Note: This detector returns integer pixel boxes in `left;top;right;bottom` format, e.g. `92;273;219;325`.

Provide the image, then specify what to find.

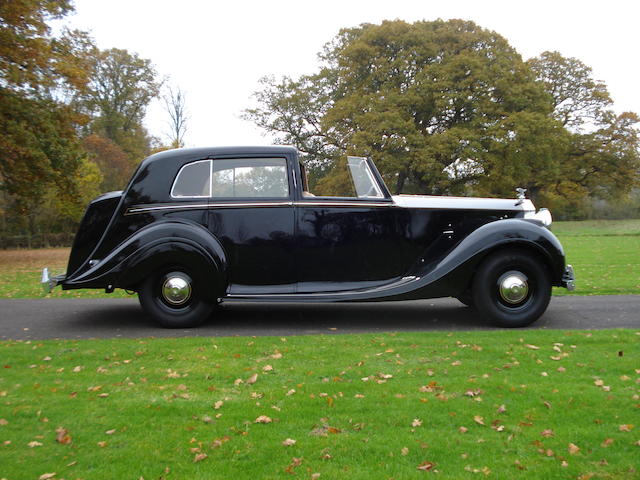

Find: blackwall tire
138;268;214;328
472;250;551;328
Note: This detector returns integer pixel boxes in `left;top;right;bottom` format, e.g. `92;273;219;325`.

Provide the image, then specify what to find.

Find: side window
211;158;289;198
171;160;211;198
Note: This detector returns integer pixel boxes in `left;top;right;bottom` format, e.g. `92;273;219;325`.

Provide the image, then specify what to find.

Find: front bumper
562;264;575;291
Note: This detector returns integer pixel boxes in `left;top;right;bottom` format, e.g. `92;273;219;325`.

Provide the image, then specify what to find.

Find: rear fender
63;220;228;300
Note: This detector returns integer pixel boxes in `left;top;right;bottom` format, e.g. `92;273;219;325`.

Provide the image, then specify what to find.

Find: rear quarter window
171;160;211;198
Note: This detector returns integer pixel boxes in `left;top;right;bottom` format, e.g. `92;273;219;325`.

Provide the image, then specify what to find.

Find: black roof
141;145;298;167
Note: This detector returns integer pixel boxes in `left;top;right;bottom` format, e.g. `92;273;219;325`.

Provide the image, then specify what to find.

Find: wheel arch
113;221;229;302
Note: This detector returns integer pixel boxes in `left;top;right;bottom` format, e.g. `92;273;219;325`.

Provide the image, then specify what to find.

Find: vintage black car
44;146;574;328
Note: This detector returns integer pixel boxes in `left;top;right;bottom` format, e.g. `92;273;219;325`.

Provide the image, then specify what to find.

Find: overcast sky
61;0;639;147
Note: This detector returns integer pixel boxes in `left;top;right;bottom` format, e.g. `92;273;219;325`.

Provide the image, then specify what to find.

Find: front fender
416;218;566;289
340;218;567;302
62;220;228;300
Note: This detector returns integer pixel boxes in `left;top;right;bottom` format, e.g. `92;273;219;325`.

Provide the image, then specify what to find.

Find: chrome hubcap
498;271;529;305
162;275;192;306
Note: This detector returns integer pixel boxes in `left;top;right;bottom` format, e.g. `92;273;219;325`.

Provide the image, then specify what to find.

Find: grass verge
1;330;639;479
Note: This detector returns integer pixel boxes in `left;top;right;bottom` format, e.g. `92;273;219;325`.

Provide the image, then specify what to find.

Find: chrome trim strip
293;201;395;208
125;201;294;215
125;200;398;215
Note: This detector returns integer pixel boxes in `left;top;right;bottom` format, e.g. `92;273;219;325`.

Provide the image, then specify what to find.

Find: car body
44;146;575;327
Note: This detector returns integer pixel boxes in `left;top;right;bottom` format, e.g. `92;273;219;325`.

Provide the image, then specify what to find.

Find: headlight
524;208;552;227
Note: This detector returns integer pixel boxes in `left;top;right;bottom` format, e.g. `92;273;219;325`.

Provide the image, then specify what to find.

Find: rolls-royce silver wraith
43;146;575;328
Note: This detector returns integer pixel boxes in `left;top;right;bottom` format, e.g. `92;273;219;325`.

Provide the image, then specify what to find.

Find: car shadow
62;298;495;338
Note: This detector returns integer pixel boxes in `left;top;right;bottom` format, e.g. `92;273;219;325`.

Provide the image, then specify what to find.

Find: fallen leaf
541;429;555;438
525;344;540;350
286;389;296;396
214;400;224;409
0;419;7;425
247;373;258;385
417;461;436;471
401;447;409;456
473;416;485;426
28;441;43;447
97;441;107;447
568;443;580;455
55;427;72;445
271;352;283;359
105;429;116;435
496;404;506;414
601;438;614;447
193;453;208;463
311;473;321;480
72;366;83;372
263;365;273;372
255;415;272;424
459;426;468;433
284;457;303;474
619;424;634;432
412;418;423;427
282;438;296;446
39;474;56;480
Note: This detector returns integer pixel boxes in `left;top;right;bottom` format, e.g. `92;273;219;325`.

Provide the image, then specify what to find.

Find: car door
293;157;419;293
206;155;296;294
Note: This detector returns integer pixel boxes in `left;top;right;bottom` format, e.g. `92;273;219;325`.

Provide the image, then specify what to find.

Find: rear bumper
41;268;66;294
561;264;575;291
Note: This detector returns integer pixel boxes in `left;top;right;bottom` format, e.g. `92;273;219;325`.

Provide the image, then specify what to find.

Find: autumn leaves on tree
0;1;164;239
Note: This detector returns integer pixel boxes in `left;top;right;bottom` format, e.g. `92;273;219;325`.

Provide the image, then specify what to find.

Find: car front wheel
138;268;214;328
471;250;551;328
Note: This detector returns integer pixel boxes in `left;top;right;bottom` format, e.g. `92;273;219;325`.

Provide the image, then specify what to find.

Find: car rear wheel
138;268;214;328
471;250;551;328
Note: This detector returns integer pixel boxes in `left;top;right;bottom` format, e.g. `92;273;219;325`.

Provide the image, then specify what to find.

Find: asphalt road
0;295;638;340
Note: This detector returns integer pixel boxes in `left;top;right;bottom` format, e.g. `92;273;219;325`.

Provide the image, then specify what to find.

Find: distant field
0;219;638;298
550;220;640;296
551;219;640;237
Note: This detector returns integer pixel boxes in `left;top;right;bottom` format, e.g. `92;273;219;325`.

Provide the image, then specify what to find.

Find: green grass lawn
0;330;638;479
0;219;638;298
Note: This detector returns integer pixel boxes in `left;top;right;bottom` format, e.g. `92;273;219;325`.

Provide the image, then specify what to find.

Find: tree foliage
0;1;93;235
82;48;161;164
1;1;162;239
245;20;639;208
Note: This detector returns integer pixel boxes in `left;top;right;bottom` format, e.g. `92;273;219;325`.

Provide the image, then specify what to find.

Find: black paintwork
61;146;569;303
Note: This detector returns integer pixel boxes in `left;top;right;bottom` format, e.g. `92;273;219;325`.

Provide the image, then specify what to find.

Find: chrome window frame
170;159;213;199
209;157;291;199
346;156;384;199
